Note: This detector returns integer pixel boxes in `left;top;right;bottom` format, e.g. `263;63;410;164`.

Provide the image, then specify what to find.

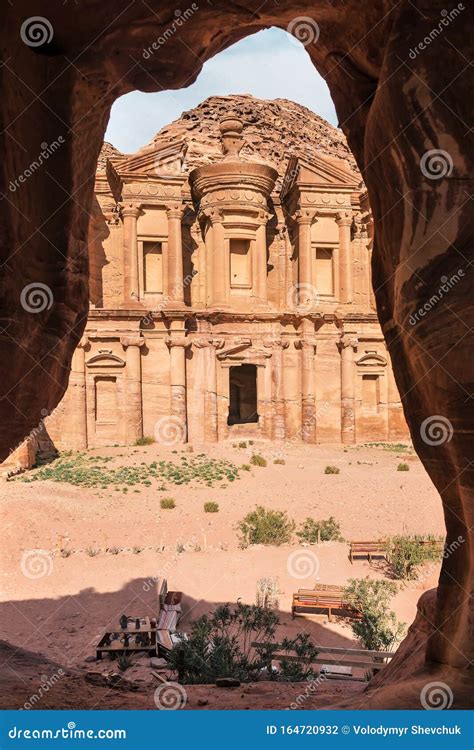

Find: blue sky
105;28;337;153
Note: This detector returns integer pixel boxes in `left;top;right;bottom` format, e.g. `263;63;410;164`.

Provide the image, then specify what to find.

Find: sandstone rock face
1;1;472;707
119;94;357;188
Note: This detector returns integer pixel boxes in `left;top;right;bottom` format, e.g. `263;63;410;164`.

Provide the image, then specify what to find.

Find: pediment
356;352;387;367
86;351;126;368
282;154;359;196
109;139;188;180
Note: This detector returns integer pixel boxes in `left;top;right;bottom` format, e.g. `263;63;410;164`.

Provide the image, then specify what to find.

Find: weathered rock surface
0;1;472;708
109;94;358;190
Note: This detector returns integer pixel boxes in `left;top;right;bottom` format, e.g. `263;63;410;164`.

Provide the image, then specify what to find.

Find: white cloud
105;28;337;153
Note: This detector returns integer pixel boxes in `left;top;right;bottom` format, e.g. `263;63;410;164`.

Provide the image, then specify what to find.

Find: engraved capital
121;203;141;219
120;334;145;348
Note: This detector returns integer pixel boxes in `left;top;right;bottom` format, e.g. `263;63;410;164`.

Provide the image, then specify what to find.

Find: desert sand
0;441;444;709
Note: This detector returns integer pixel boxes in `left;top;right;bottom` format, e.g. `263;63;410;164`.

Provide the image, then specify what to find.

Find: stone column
255;214;269;306
295;209;316;307
336;211;353;304
204;209;227;308
166;337;190;443
72;337;88;449
121;334;144;444
363;210;376;310
296;338;317;443
338;333;358;444
194;337;223;442
122;203;141;305
166;204;185;307
265;339;289;440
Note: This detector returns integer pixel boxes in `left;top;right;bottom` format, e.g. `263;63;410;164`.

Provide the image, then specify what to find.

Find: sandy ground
0;441;445;708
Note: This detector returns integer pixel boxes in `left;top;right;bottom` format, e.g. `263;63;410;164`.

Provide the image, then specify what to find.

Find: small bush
385;534;443;580
108;546;121;555
168;601;316;684
238;506;295;547
397;462;410;472
344;578;405;652
117;654;132;672
250;454;267;467
324;465;340;475
132;546;143;554
238;441;247;449
241;464;251;471
160;497;176;509
297;516;344;544
60;548;72;558
273;458;285;465
86;547;100;557
204;501;219;513
135;436;155;446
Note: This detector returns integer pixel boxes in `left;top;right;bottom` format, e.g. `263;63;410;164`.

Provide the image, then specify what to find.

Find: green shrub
273;458;285;465
238;506;295;547
324;465;340;474
238;441;247;449
385;534;443;579
297;516;344;544
241;464;251;471
278;633;319;682
117;654;132;671
135;436;155;445
204;501;219;513
397;462;410;471
160;497;176;509
344;578;405;651
250;453;267;467
167;601;316;684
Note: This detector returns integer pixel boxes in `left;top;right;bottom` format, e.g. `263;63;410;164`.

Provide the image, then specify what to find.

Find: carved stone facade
46;110;408;449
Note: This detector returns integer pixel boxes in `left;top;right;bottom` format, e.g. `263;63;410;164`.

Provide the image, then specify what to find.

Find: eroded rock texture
1;0;472;707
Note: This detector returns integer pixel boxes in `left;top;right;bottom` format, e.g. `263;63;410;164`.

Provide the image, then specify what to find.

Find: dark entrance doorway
228;364;258;426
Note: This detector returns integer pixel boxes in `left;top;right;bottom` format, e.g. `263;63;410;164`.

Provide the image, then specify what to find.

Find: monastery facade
46;112;409;450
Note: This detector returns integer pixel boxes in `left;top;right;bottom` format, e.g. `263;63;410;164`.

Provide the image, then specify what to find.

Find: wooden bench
251;642;394;680
350;538;444;565
292;588;361;622
349;540;386;564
